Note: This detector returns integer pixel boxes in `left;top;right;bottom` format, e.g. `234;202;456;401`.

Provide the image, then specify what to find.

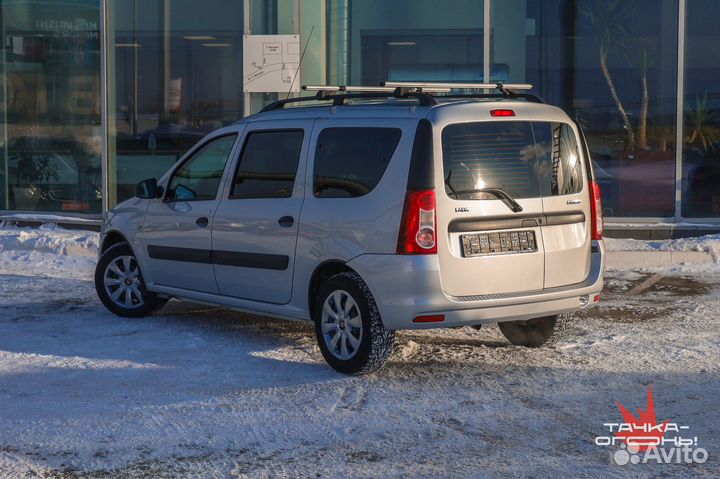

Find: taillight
590;180;603;240
397;189;437;254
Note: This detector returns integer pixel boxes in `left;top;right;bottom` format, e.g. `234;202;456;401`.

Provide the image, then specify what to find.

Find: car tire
95;242;167;318
497;313;570;348
314;272;395;375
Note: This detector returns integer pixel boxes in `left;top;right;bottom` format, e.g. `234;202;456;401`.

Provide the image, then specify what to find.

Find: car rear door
211;120;312;304
533;122;592;288
436;119;546;298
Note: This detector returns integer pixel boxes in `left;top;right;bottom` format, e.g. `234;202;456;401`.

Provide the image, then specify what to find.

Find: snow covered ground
0;225;718;478
605;235;720;263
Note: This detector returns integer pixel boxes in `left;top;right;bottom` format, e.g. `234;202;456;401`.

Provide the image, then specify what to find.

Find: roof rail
259;85;445;112
257;81;541;113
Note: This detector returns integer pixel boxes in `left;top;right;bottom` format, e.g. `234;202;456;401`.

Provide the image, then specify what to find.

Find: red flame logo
615;386;669;451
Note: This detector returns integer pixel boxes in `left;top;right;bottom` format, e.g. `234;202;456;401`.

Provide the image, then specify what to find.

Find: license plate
461;231;537;257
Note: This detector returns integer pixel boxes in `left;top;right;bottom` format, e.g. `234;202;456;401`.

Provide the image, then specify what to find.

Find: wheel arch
307;260;357;319
100;230;130;254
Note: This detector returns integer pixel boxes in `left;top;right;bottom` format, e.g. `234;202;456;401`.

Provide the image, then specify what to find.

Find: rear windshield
442;121;583;200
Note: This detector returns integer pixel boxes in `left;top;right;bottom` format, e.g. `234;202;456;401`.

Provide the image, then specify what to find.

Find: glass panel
494;0;678;217
682;0;720;218
167;134;236;201
0;0;101;214
231;130;303;199
327;0;484;85
442;122;541;200
107;0;244;207
533;123;584;196
314;127;401;198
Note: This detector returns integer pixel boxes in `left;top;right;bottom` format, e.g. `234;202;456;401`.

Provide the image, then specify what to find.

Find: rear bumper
346;241;604;330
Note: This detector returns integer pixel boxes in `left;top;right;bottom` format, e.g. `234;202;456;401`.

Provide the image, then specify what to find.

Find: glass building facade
0;0;718;226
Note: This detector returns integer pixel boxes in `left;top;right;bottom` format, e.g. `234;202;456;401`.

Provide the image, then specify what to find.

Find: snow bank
0;224;98;280
605;234;720;262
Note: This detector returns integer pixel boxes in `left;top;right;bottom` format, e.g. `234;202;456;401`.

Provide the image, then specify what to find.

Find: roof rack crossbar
381;81;534;91
302;85;452;93
260;86;440;112
258;81;540;112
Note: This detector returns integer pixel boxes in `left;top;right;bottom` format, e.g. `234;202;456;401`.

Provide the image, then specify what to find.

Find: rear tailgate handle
544;212;586;226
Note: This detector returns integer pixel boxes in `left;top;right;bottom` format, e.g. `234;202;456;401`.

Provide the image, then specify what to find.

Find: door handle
278;216;294;228
196;217;209;228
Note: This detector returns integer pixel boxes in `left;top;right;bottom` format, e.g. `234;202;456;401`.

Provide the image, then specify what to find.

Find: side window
314;127;402;198
535;123;584;196
167;134;237;201
230;130;304;199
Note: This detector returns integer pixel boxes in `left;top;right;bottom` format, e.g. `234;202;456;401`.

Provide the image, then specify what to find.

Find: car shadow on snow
0;283;342;417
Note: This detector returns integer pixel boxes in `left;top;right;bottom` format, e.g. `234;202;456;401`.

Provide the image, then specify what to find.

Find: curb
605;250;714;268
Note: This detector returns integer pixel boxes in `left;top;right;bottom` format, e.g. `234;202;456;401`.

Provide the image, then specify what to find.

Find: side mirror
136;178;162;199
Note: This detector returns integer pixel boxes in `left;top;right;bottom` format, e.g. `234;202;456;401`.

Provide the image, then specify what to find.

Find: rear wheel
95;242;167;318
314;272;395;375
498;313;570;347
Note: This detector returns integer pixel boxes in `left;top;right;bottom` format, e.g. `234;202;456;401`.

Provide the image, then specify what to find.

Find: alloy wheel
103;255;144;309
320;289;363;360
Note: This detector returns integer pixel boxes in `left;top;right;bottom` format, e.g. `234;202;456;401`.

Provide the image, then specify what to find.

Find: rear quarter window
533;123;584;196
313;127;401;198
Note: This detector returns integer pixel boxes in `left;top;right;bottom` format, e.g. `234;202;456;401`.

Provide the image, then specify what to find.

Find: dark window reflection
109;0;243;205
500;0;679;217
682;0;720;218
1;0;102;213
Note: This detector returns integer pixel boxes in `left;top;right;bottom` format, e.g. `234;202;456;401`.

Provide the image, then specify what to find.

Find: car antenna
286;25;314;100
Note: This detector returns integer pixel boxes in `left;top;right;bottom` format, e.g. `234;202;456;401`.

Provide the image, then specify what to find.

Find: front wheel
314;272;395;375
498;313;570;347
95;242;167;318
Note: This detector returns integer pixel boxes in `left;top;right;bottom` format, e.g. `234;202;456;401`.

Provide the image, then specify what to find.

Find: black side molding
147;246;289;271
449;211;586;233
212;250;289;271
147;245;212;264
406;119;434;190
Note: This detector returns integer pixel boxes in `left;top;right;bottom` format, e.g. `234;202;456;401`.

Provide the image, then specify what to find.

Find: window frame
227;128;306;201
312;126;403;199
164;133;239;203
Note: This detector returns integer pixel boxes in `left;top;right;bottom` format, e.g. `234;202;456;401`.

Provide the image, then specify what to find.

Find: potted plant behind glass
684;93;720;216
581;0;675;216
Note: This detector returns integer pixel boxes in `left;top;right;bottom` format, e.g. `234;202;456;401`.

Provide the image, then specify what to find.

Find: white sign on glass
243;35;300;93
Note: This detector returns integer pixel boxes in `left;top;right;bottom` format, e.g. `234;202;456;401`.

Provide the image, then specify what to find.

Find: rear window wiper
447;187;523;213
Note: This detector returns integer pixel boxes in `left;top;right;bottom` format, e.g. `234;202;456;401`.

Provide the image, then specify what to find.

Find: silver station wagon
95;82;605;375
